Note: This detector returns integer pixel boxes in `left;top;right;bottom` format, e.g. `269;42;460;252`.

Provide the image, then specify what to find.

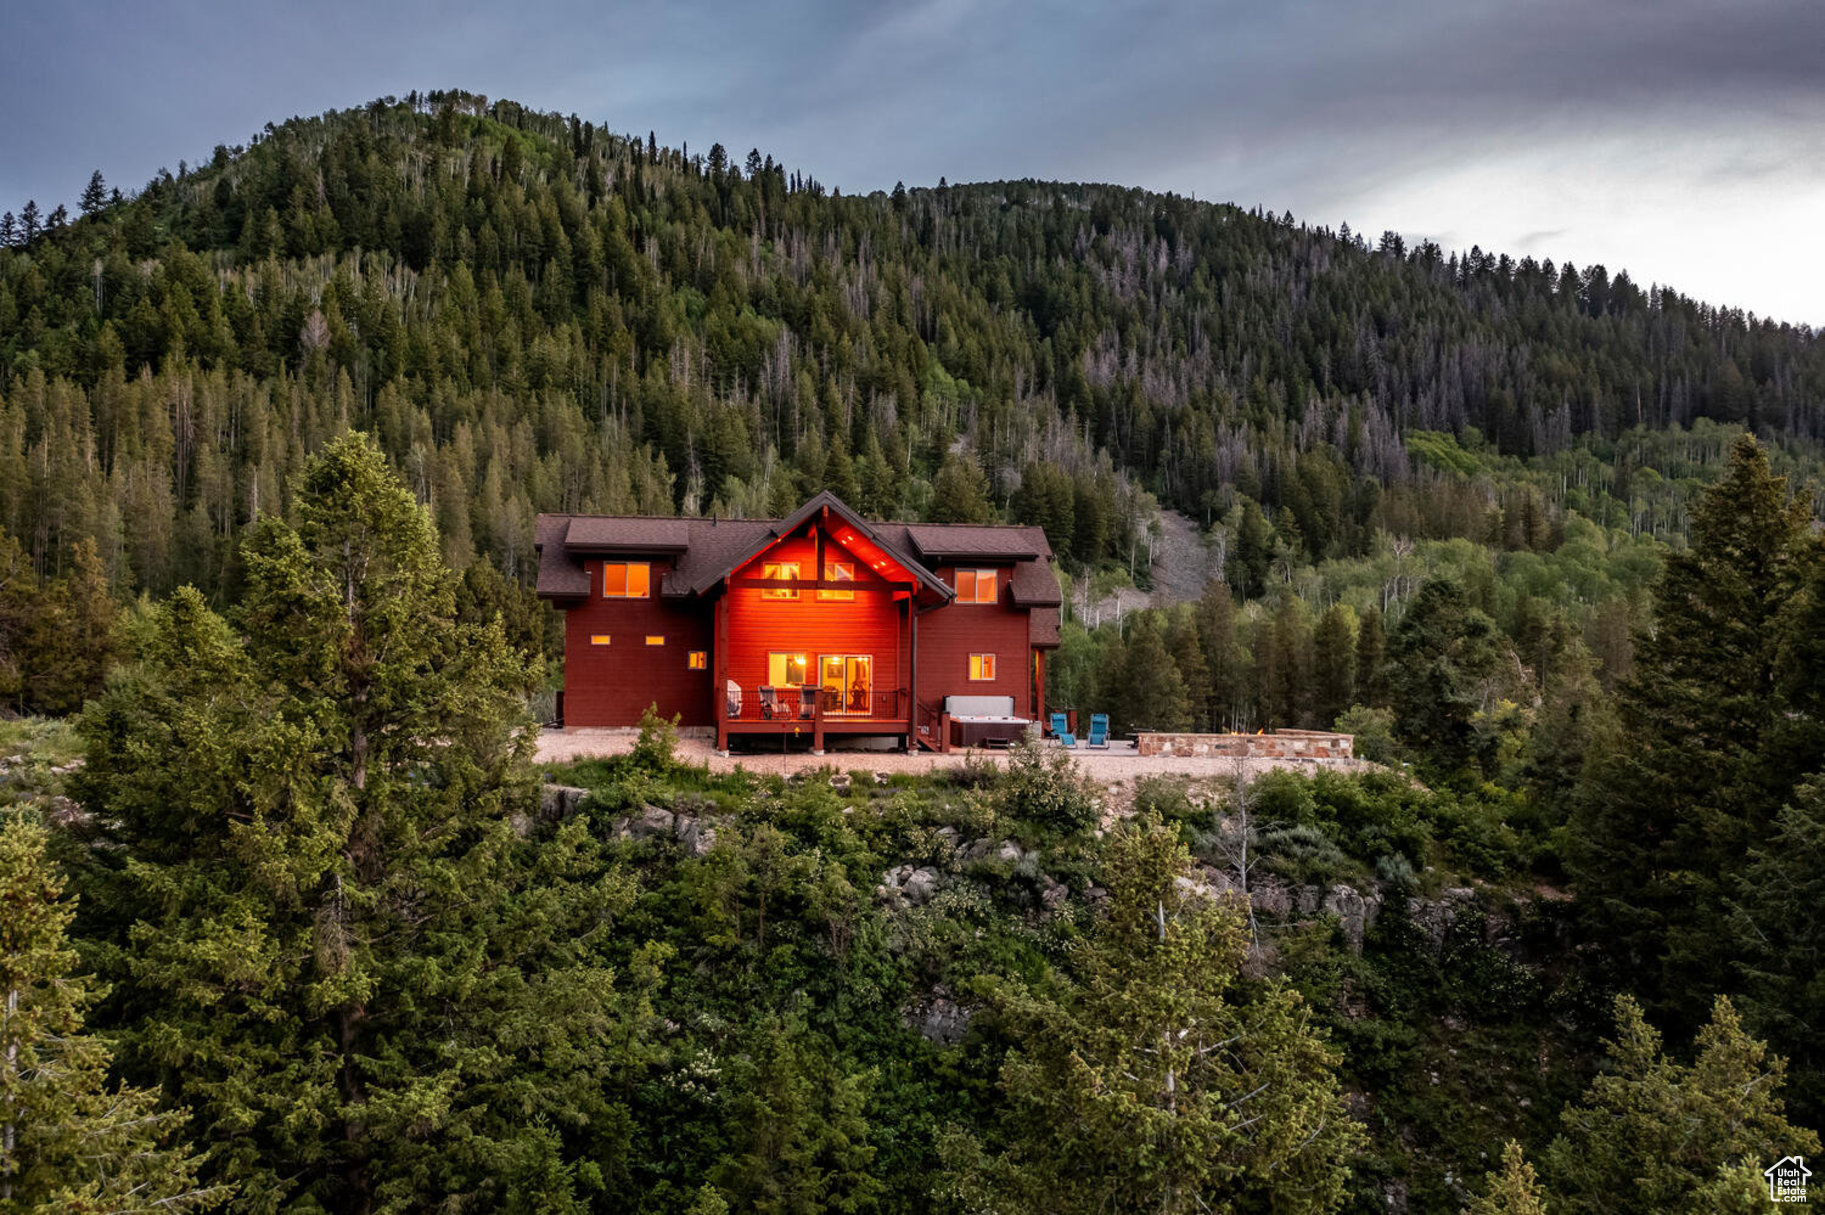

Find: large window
955;569;998;604
767;653;810;686
817;560;855;601
602;562;651;598
761;561;801;601
969;653;998;681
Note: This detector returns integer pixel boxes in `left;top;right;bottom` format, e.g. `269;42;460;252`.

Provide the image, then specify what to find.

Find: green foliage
992;732;1098;838
1464;1141;1548;1215
1386;579;1512;776
1544;995;1819;1214
1334;703;1399;764
630;702;682;773
960;818;1362;1213
70;433;635;1209
1570;434;1819;1029
0;816;222;1211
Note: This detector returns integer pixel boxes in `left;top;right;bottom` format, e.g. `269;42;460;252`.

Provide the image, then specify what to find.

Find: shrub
995;730;1099;836
1335;704;1401;765
629;702;680;773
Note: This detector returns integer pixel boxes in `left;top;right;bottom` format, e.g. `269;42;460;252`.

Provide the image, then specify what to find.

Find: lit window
688;651;707;669
590;634;611;646
602;562;651;598
645;635;665;646
768;653;809;685
954;569;997;604
969;653;997;681
761;561;801;600
818;560;855;601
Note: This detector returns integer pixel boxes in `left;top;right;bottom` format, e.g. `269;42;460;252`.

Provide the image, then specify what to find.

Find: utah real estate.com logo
1767;1156;1812;1204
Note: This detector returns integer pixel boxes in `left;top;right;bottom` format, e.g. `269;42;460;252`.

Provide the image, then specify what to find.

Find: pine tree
1464;1142;1547;1215
1165;610;1212;731
79;171;107;216
931;450;993;524
1117;616;1190;732
1544;995;1818;1215
1195;579;1245;731
1355;606;1388;708
0;817;221;1211
1385;579;1506;774
959;817;1361;1214
1310;603;1357;729
1570;434;1813;1021
74;433;638;1210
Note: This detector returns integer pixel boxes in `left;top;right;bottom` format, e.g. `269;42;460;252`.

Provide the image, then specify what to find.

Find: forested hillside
3;91;1825;1212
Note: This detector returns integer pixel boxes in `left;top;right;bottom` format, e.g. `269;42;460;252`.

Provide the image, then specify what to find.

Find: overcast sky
3;0;1821;324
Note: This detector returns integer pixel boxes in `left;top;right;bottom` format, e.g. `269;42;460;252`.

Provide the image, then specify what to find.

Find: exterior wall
1134;730;1355;760
724;535;906;704
561;558;715;727
916;563;1034;717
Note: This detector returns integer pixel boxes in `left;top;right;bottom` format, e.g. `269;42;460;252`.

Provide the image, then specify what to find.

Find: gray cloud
2;0;1821;320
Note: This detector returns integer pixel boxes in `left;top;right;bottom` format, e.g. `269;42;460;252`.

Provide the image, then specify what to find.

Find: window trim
969;653;998;681
601;561;651;599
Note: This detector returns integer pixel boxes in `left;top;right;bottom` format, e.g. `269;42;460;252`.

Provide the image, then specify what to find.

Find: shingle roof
563;516;693;551
902;523;1047;561
1029;607;1062;648
537;494;1061;607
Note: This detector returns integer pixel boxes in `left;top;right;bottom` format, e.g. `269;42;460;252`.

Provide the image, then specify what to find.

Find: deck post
812;689;825;755
714;588;729;755
1034;649;1046;727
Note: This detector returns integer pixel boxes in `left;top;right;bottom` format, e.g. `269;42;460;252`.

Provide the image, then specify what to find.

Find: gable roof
535;491;1058;608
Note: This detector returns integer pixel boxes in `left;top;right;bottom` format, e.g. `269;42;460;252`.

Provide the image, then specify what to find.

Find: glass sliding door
820;654;874;715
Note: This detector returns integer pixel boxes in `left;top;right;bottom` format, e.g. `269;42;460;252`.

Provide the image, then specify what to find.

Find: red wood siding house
536;492;1063;752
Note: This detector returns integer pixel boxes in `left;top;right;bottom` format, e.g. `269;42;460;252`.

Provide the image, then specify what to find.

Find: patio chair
758;685;779;720
1087;713;1110;748
725;680;743;719
797;684;818;719
1049;712;1076;747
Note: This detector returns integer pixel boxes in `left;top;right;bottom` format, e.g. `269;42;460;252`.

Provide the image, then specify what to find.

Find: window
688;650;707;669
768;653;810;686
817;560;855;601
590;634;612;646
645;635;665;646
955;569;997;604
969;653;998;681
761;561;801;601
602;562;651;598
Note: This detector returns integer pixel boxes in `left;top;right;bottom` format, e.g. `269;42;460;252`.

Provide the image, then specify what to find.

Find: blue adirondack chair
1087;713;1110;748
1049;712;1076;747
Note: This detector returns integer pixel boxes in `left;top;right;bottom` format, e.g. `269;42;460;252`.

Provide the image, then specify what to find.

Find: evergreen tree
1115;616;1190;733
959;818;1361;1214
1543;995;1818;1215
1194;578;1245;731
1228;501;1272;600
0;817;221;1211
930;450;993;524
1310;602;1356;729
1464;1142;1547;1215
1355;606;1388;708
73;433;639;1210
1570;434;1813;1020
1385;579;1506;774
1165;609;1211;731
79;171;108;216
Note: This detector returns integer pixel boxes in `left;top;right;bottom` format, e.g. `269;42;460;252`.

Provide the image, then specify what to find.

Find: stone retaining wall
1134;728;1353;760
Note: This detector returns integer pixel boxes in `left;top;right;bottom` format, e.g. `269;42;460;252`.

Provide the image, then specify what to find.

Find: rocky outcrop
880;864;943;907
611;803;717;855
903;984;973;1045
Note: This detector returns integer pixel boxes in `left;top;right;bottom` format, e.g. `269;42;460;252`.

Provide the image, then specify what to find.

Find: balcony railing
723;686;908;723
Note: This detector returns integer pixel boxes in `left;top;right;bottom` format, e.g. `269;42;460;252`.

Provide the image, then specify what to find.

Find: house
535;491;1062;753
